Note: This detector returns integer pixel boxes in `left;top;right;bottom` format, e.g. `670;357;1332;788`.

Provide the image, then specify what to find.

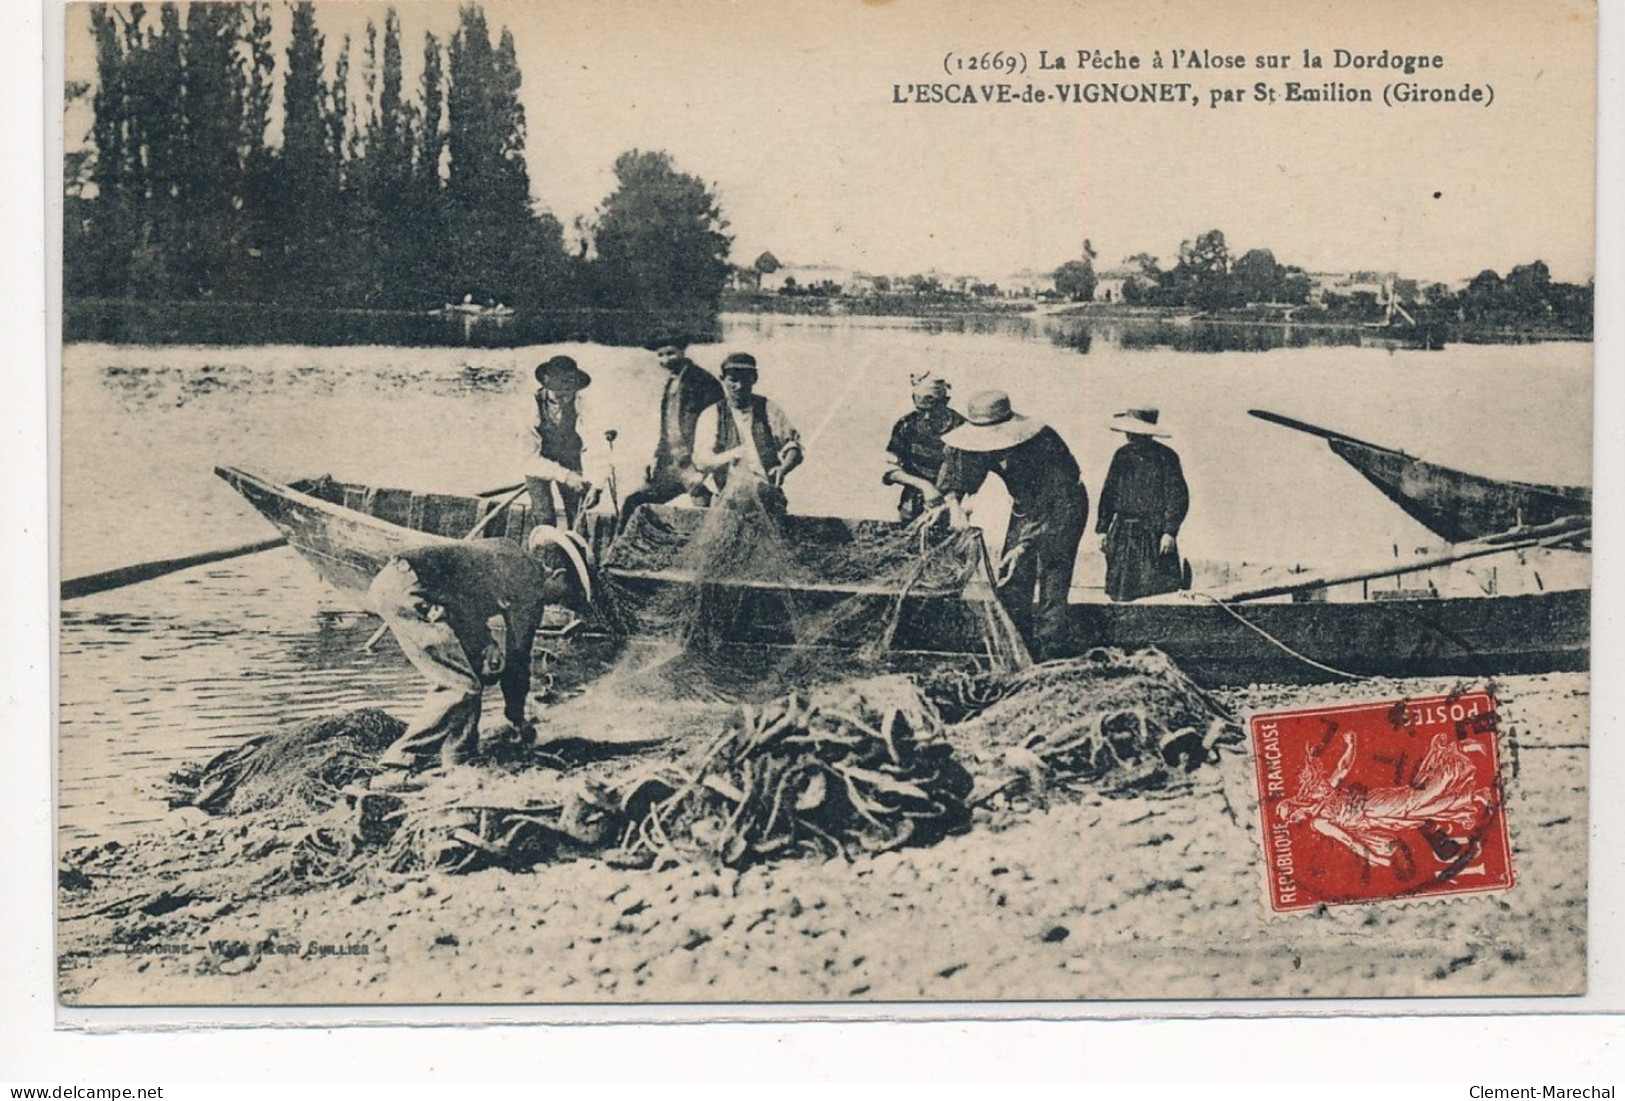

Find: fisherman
528;355;596;528
367;528;593;783
618;341;724;523
882;371;966;522
1096;407;1190;602
692;352;804;512
934;389;1089;660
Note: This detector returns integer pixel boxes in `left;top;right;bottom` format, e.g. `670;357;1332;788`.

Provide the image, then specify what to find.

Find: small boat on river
215;466;1589;686
1250;409;1592;544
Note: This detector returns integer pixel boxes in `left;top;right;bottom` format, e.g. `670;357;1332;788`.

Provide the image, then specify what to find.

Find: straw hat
1109;407;1170;437
940;390;1046;452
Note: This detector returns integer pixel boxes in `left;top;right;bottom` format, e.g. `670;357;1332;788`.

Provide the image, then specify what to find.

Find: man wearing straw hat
935;389;1089;659
1096;407;1190;602
882;371;966;523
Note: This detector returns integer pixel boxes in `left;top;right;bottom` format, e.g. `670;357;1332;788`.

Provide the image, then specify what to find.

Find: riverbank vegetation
64;3;730;344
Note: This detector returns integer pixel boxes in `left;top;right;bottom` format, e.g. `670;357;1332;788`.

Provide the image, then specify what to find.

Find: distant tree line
1054;229;1591;336
64;3;730;339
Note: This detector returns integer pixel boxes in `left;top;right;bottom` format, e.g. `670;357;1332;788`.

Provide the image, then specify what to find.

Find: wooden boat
1250;410;1591;543
216;466;1589;686
213;466;1027;666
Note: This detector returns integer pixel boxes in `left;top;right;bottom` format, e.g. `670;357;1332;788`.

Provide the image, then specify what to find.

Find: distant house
1093;267;1140;304
760;263;852;294
1004;268;1057;298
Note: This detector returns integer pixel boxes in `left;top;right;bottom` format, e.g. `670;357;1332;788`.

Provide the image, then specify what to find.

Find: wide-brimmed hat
720;351;759;376
940;389;1046;452
1109;408;1170;437
535;355;592;391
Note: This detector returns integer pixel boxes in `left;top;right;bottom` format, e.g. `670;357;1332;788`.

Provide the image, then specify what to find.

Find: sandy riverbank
57;671;1587;1006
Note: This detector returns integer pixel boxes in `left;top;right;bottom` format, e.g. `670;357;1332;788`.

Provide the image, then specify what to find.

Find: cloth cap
1109;407;1170;437
535;355;592;391
720;352;759;376
940;389;1046;452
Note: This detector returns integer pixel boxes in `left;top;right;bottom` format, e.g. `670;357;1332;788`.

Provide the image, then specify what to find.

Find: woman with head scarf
882;371;966;522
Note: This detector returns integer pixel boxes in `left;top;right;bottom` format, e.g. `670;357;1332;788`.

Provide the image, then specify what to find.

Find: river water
57;314;1592;842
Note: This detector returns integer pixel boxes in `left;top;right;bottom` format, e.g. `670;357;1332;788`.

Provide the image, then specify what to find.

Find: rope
1187;591;1366;681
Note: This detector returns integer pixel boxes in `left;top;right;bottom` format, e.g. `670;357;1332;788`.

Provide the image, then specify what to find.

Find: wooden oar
60;537;290;601
61;479;532;603
1210;516;1591;603
362;482;532;651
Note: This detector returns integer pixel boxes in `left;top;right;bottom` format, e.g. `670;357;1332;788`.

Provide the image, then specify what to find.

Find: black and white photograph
51;0;1597;1008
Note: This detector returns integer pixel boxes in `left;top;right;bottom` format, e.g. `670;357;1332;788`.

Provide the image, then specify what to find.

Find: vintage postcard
54;0;1595;1008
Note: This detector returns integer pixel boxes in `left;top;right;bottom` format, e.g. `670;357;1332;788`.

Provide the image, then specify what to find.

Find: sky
63;0;1598;284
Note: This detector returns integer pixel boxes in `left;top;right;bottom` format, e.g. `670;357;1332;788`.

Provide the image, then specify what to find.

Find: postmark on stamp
1250;690;1514;912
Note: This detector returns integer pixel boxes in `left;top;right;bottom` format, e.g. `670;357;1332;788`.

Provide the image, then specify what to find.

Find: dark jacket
1096;437;1188;537
395;542;550;686
652;361;724;488
1096;436;1189;602
939;425;1089;537
535;390;585;474
708;394;798;491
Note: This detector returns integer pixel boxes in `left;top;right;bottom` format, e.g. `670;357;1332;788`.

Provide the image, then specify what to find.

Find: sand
56;671;1588;1006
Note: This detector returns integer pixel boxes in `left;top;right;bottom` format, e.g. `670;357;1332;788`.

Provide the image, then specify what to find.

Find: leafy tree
753;251;781;274
1053;239;1097;301
447;5;529;216
1232;248;1281;304
591;149;731;323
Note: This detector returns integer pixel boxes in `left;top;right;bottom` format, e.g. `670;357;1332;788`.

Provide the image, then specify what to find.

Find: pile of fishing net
166;708;405;818
356;766;626;875
619;675;974;869
931;647;1244;802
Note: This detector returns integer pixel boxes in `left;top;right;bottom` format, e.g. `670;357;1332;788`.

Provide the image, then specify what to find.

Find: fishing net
620;675;973;869
938;648;1244;801
166;708;405;819
599;479;1028;694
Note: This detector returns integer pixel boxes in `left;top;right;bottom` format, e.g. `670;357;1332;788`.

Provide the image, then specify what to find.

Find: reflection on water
65;300;721;350
59;314;1591;842
1045;316;1431;355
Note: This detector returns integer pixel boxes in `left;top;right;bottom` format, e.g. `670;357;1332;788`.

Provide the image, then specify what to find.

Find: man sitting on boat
934;389;1089;660
882;371;966;523
528;355;598;528
1096;408;1190;602
618;341;724;523
367;528;592;783
692;352;803;513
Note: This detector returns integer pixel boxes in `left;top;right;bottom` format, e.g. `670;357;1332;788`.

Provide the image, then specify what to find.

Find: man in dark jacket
1096;407;1190;601
367;529;591;779
619;342;725;523
936;389;1088;659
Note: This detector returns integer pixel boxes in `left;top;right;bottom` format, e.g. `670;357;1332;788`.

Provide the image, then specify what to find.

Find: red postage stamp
1250;691;1514;912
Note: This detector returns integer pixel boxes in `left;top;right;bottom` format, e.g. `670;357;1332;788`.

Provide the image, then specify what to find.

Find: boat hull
1066;589;1589;685
1327;438;1590;544
214;467;475;610
217;467;1591;685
